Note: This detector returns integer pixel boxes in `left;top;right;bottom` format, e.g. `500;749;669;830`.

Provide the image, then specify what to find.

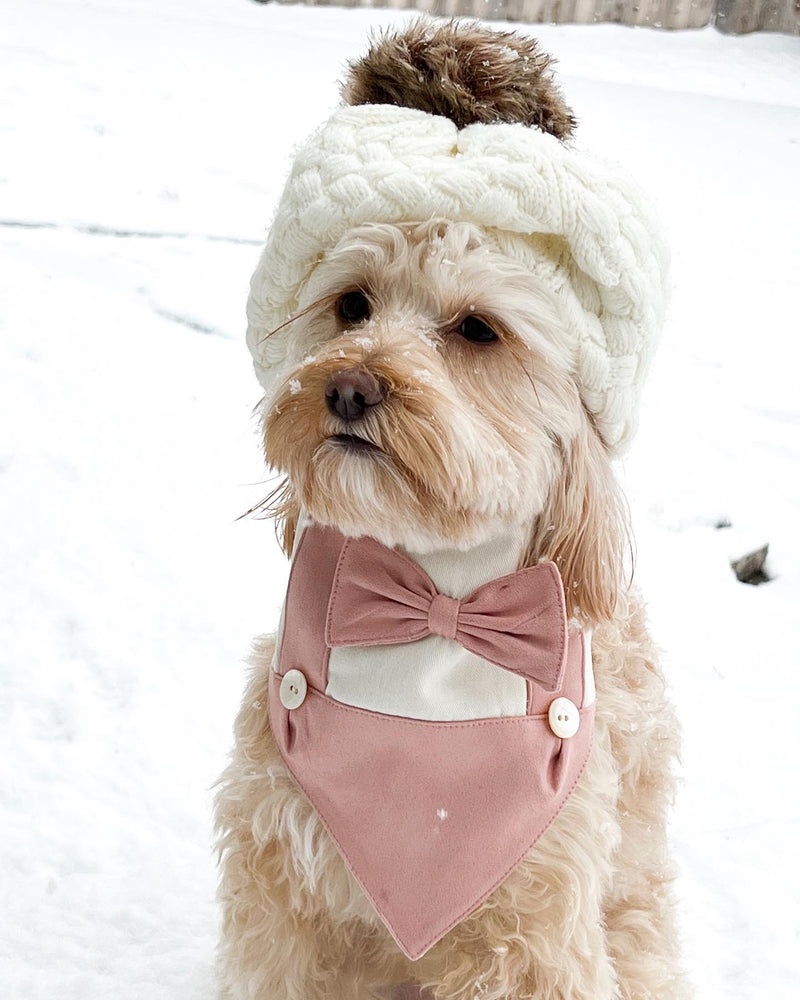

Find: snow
1;1;798;997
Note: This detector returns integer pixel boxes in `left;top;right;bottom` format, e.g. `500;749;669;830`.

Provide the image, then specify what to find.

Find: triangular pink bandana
270;526;594;960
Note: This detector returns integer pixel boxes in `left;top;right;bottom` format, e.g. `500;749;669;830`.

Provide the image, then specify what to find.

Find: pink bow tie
325;536;568;692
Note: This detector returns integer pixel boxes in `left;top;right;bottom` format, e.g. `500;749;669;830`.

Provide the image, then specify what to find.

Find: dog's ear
341;19;575;140
524;421;630;624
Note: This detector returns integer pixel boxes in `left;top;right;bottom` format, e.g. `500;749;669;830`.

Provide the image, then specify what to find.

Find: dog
215;20;687;1000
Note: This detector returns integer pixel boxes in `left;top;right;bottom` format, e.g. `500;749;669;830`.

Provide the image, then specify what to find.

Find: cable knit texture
246;103;669;454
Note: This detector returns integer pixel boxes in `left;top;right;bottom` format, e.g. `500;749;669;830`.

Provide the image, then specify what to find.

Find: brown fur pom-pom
341;19;576;140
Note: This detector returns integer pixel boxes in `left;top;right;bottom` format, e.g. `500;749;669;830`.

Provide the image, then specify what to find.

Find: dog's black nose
325;369;383;421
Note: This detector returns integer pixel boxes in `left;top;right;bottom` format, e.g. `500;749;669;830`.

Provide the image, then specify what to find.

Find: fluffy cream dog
215;21;687;1000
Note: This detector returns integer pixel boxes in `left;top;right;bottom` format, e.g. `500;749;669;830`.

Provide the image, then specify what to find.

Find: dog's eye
458;316;498;344
337;291;371;325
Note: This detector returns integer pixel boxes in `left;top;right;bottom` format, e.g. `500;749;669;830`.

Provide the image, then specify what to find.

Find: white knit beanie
246;21;668;455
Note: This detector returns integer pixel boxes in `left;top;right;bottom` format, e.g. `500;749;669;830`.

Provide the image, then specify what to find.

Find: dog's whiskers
258;292;340;344
507;339;541;409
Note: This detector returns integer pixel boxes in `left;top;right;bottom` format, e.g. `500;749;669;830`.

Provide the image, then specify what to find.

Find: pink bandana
270;524;594;960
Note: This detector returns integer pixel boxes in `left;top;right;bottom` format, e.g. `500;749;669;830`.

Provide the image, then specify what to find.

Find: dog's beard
260;221;583;552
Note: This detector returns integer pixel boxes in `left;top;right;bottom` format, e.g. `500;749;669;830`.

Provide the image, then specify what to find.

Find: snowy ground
1;1;799;997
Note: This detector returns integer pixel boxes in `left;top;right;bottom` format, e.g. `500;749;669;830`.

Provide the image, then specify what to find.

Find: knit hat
246;20;668;455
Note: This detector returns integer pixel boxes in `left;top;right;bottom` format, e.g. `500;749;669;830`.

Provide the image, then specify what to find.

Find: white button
279;669;307;710
548;697;579;739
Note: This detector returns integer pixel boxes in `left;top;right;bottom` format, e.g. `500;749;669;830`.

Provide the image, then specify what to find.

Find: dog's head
261;219;627;623
247;20;667;623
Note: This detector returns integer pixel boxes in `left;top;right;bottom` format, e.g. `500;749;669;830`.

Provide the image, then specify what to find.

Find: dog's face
262;220;600;558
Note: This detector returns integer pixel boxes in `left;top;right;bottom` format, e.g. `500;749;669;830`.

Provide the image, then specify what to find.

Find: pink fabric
326;535;568;693
280;525;345;692
272;525;594;961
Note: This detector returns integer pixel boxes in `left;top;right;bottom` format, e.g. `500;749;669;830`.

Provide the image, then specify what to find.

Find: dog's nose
325;369;383;421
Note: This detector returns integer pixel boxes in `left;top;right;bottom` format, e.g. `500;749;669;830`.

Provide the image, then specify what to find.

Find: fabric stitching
283;678;591;731
274;527;312;675
325;535;353;646
306;685;567;728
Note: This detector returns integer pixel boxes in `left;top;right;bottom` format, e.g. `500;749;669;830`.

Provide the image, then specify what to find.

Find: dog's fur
214;218;687;999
